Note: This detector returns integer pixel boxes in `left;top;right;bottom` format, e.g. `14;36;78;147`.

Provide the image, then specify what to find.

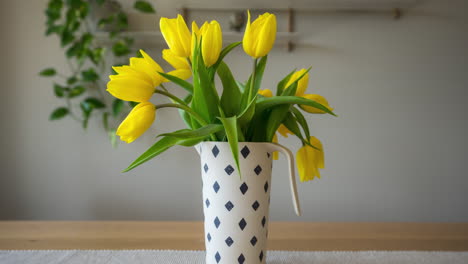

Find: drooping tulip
296;137;325;182
160;15;192;57
107;50;163;102
116;102;156;143
243;11;277;58
300;94;334;114
285;69;309;96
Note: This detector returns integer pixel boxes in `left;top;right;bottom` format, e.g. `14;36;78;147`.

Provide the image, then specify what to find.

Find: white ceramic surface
197;142;300;264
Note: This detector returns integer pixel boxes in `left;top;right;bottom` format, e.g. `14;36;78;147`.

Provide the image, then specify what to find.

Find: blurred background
0;0;467;221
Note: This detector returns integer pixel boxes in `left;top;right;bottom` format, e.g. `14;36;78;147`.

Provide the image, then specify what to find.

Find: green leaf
69;85;85;98
98;15;115;28
116;12;129;30
134;0;155;13
39;68;56;77
291;107;310;140
45;25;63;36
53;84;65;97
252;56;268;96
84;97;106;108
237;94;257;128
282;111;303;139
191;39;219;124
67;76;78;85
218;62;241;117
102;112;109;130
218;116;241;178
276;69;296;96
265;104;291;142
159;124;223;139
128;101;138;108
60;30;74;47
158;72;193;94
112;41;131;57
108;129;118;148
112;99;124;117
80;101;92;129
211;41;241;71
81;68;99;82
123;136;180;172
256;96;337;116
179;94;193;129
50;107;69;120
96;0;105;5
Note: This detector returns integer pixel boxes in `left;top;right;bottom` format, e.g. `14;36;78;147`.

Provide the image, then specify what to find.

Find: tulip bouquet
107;11;336;181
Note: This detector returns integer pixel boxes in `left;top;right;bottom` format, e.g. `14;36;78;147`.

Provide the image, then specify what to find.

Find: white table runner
1;250;467;264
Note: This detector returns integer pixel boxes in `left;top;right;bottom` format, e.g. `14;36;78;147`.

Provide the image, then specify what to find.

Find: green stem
155;89;187;106
155;103;207;126
155;103;217;141
247;58;258;103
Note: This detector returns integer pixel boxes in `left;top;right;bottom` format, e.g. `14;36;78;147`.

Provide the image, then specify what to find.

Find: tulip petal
162;49;190;70
107;76;154;102
300;94;333;114
117;102;156;143
164;69;192;82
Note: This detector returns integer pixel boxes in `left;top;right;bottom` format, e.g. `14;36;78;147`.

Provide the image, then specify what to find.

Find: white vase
197;142;301;264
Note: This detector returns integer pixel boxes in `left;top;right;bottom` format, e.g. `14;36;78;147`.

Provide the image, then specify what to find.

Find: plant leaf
237;94;257;128
84;97;106;108
40;68;56;77
68;85;85;98
291;107;310;140
102;112;109;130
53;84;65;97
276;69;296;96
256;96;337;116
218;62;241;117
159;124;223;139
50;107;69;120
218;116;241;178
112;98;124;117
158;72;193;94
134;0;155;13
211;41;241;71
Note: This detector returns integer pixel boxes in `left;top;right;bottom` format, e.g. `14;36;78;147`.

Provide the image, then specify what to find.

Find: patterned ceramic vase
197;142;301;264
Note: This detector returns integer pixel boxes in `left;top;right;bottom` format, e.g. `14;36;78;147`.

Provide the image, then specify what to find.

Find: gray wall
1;0;467;221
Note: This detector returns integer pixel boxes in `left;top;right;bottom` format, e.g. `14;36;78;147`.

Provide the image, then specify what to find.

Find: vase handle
266;143;302;216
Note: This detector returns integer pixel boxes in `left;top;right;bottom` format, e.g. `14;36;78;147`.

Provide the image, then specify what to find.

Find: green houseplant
40;0;155;145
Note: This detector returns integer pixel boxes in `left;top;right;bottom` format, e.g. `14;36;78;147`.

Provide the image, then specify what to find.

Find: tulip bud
116;102;156;143
201;21;222;67
296;137;324;182
243;11;277;58
160;15;192;57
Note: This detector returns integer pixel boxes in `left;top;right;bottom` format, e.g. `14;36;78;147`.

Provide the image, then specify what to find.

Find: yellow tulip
191;21;222;67
162;49;192;81
277;124;293;138
296;136;325;182
300;94;334;114
107;50;163;102
160;15;192;57
116;102;156;143
258;89;273;97
285;69;309;96
243;11;277;58
272;133;279;160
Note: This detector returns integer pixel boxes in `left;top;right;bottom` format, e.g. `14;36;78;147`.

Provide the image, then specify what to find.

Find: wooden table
1;222;467;251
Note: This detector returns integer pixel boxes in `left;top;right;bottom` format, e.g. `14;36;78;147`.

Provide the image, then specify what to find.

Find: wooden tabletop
0;222;467;251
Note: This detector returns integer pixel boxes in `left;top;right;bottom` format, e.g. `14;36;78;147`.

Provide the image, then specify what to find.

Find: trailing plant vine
40;0;155;146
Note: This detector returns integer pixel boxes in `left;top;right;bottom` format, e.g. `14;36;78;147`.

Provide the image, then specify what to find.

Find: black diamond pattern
240;146;250;158
262;216;266;227
252;200;260;211
225;201;234;211
238;254;245;264
250;236;258;246
213;181;220;193
215;252;221;263
224;165;235;175
214;217;221;228
205;198;210;208
264;181;269;193
267;152;271;158
239;182;248;195
207;233;211;242
259;251;264;261
254;165;262;175
204;163;209;173
212;145;219;157
239;218;247;230
225;236;234;247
